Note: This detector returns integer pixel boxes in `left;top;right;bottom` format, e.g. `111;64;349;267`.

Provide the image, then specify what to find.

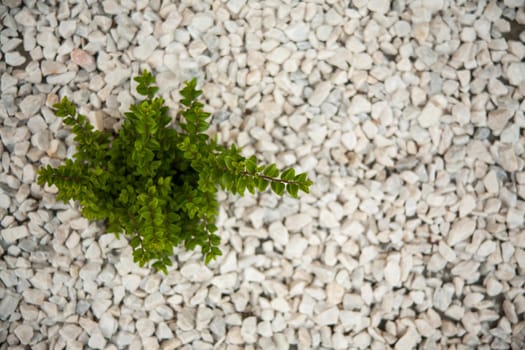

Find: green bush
38;70;313;274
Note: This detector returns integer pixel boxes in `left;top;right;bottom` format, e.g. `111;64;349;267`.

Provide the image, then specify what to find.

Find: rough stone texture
1;1;524;350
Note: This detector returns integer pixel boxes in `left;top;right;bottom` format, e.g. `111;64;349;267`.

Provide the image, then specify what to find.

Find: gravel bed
1;0;525;349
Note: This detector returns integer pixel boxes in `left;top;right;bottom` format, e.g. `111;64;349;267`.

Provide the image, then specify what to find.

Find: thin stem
240;171;301;185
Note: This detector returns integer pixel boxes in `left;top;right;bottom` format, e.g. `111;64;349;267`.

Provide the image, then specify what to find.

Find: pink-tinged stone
71;48;94;68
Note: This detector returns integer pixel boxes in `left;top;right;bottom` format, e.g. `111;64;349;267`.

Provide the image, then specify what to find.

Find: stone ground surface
1;0;525;349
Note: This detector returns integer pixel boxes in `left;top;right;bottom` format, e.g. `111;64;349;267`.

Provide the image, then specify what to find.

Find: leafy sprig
37;69;313;274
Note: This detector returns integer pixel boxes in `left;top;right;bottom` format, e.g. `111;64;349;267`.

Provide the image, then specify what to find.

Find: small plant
38;70;313;274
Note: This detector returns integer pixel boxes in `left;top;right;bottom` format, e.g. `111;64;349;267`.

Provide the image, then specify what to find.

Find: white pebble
20;95;43;118
1;225;29;243
384;259;401;287
314;306;339;326
14;324;33;345
267;46;291;64
180;263;213;282
285;213;312;232
447;218;476;246
5;52;26;66
226;0;246;14
308;81;332;107
483;170;499;194
268;221;289;246
395;327;421;350
191;14;214;32
418;97;445;128
58;20;77;38
368;0;391;14
284;235;308;259
240;316;257;343
285;22;309;42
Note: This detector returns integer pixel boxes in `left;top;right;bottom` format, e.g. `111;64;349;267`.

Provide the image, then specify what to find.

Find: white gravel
1;0;525;349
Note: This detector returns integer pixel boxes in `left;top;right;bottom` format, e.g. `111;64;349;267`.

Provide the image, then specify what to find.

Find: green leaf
295;173;308;182
36;69;312;275
281;168;295;181
180;78;202;107
287;184;299;198
263;164;279;177
204;253;214;265
130;236;141;248
211;246;222;256
271;182;285;195
134;70;158;98
237;176;247;195
246;178;255;194
256;178;269;191
196;120;209;132
185;239;198;251
245;155;257;174
63;117;75;126
299;183;311;193
210;234;221;246
152;261;168;275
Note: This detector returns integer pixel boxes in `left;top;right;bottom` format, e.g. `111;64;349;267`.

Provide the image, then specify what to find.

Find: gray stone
41;61;66;76
36;31;60;55
14;8;37;26
1;225;29;243
488;109;513;134
507;63;525;86
136;318;155;338
27;115;47;133
59;324;82;341
0;292;21;320
46;71;76;85
497;145;519;172
5;52;26;66
23;289;47;305
58;20;77;38
20;95;44;118
0;194;11;209
14;324;33;345
30;271;52;289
